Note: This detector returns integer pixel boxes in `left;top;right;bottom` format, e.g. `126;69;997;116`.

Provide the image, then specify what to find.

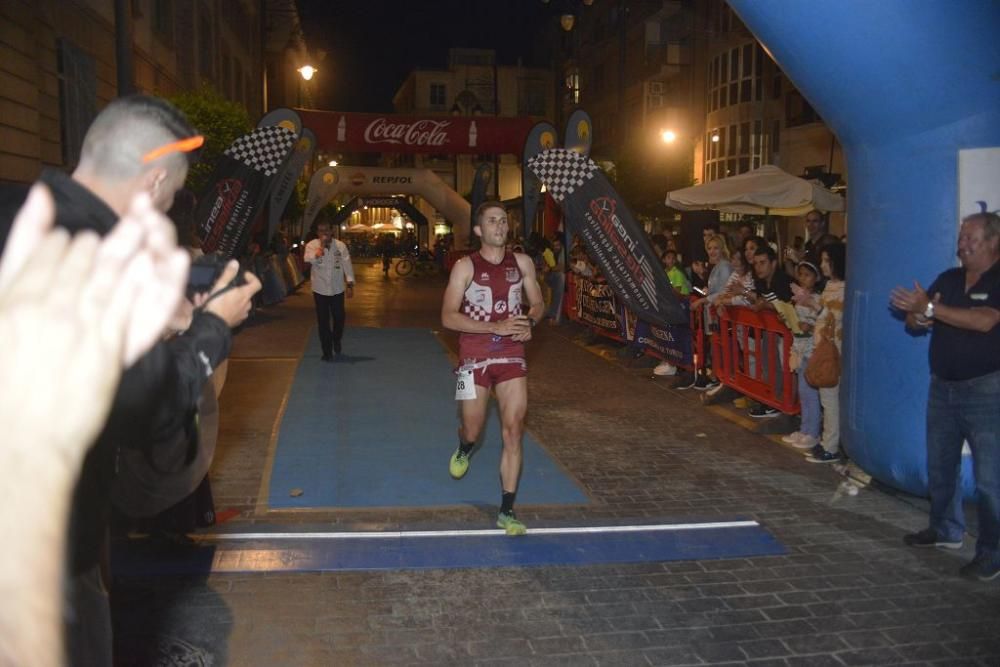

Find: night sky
297;0;556;113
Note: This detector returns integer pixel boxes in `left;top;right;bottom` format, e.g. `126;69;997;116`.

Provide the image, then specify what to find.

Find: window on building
519;79;547;116
593;63;605;95
786;89;820;127
152;0;174;48
221;43;231;96
198;6;213;80
235;62;244;105
755;46;764;101
704;120;766;182
706;40;764;113
429;83;446;108
566;68;580;104
57;38;96;168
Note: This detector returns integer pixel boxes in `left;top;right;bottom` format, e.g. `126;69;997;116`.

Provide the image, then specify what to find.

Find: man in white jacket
304;221;355;361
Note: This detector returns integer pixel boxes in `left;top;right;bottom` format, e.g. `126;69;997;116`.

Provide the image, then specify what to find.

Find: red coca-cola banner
295;109;536;155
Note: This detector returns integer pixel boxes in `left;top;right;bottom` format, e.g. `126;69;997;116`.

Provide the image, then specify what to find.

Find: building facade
0;0;270;185
391;48;553;235
561;0;846;235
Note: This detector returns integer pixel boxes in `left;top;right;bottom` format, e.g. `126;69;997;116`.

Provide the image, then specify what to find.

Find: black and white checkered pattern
225;125;296;177
463;303;490;321
526;148;600;203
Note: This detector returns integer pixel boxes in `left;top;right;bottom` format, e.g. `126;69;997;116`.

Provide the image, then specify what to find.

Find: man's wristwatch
923;302;935;319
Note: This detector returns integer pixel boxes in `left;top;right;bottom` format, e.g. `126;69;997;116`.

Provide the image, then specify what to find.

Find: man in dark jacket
0;95;260;666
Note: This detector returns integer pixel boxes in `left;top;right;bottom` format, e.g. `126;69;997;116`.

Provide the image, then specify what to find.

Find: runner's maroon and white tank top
458;251;525;360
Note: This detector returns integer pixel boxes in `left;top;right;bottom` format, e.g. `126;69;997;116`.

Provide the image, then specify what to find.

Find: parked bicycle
395;250;439;277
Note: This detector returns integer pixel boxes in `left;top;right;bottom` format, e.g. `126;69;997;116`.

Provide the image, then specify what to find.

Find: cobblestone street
113;261;1000;666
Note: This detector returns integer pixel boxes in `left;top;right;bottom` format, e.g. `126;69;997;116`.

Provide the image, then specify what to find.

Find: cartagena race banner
197;125;297;257
574;276;625;337
295;109;535;155
633;309;693;367
528;149;686;327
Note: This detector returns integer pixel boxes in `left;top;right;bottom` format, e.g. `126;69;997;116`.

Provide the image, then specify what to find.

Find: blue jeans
545;272;566;322
927;370;1000;565
797;359;821;438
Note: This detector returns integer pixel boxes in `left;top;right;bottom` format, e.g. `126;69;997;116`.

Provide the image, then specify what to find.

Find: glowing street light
328;160;338;167
661;129;677;144
297;65;316;81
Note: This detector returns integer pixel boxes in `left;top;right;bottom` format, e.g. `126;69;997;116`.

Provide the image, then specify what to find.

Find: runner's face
477;208;508;247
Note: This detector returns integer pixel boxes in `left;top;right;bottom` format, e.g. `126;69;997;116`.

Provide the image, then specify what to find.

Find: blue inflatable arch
727;0;1000;496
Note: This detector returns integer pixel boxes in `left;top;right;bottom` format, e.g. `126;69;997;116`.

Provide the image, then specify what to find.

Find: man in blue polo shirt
891;211;1000;582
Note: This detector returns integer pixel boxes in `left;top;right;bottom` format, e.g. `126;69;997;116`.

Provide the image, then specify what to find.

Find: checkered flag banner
196;125;298;257
528;148;687;327
225;125;297;176
526;148;600;203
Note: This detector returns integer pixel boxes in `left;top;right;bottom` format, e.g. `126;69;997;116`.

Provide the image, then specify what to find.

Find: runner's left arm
515;252;546;340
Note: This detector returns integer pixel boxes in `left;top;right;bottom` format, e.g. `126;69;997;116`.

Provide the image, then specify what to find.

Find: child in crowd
782;261;823;449
688;253;710;291
662;249;691;296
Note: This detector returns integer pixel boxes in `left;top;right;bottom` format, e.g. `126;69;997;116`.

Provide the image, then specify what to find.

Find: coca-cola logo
363;118;451;147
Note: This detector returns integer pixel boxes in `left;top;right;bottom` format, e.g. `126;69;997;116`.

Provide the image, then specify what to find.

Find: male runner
442;201;545;535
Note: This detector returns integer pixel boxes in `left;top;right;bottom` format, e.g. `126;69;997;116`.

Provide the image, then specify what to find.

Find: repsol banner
527;149;686;327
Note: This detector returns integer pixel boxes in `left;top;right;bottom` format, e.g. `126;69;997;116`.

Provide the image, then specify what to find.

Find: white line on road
195;521;761;541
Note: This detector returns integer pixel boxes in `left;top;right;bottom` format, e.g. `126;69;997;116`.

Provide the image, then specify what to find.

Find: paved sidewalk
113;261;1000;666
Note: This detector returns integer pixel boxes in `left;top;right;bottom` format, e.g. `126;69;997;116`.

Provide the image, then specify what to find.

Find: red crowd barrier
711;305;799;414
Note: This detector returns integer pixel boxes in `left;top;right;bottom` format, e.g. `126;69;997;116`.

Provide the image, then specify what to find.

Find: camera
186;253;246;299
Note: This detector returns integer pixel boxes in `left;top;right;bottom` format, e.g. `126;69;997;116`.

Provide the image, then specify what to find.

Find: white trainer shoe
653;361;677;376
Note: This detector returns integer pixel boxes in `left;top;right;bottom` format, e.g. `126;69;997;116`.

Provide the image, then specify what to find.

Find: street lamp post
297;65;316;107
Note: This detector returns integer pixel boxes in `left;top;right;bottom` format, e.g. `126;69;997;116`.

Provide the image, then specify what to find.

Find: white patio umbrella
664;165;844;216
343;223;372;234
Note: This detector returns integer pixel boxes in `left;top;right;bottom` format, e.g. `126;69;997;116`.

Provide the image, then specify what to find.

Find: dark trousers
314;291;346;356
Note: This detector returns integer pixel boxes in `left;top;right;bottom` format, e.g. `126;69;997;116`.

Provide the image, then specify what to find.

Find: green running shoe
449;448;470;479
496;511;527;536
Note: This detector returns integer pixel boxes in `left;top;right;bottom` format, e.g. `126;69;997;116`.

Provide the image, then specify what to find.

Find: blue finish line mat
265;326;589;510
112;520;786;575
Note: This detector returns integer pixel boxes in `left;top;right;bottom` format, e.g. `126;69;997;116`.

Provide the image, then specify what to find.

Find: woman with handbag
806;243;847;463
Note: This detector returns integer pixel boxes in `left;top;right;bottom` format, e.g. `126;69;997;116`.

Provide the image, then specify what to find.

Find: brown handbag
805;318;840;388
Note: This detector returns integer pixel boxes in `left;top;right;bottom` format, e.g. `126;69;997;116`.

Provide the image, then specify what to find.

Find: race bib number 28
455;368;476;400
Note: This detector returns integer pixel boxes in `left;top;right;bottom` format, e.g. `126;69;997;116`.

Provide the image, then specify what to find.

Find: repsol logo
372;176;412;184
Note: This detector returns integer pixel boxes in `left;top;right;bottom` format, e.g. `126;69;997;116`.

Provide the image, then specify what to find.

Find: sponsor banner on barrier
575;277;623;335
633;311;693;367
